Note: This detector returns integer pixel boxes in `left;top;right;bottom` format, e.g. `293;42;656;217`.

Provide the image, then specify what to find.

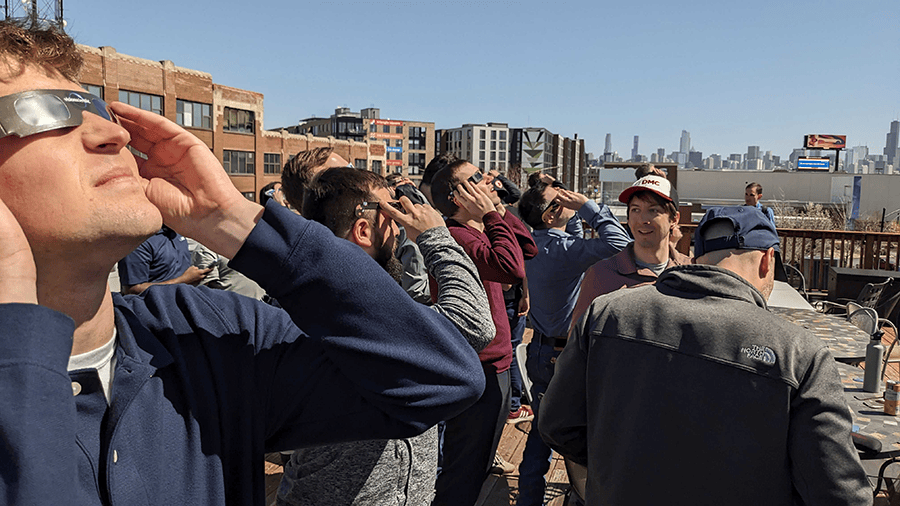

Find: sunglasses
0;89;119;140
541;200;561;221
355;200;406;217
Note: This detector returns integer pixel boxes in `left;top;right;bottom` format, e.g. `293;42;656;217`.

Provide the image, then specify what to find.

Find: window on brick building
119;90;162;115
223;150;254;174
408;152;425;175
383;125;390;133
82;84;103;98
355;159;367;170
263;153;281;174
223;107;255;134
395;125;403;134
372;160;382;173
176;100;212;129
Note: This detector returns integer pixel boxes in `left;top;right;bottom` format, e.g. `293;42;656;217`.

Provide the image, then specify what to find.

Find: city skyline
52;0;899;162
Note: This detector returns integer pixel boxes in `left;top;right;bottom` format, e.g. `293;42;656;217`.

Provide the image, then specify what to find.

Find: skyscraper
604;133;612;155
688;150;702;168
680;130;690;155
631;135;639;161
885;120;899;167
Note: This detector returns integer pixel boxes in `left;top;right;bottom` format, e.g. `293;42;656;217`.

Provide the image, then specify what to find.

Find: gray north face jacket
540;264;871;506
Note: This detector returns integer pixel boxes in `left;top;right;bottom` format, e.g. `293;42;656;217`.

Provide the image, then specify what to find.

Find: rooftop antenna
4;0;65;31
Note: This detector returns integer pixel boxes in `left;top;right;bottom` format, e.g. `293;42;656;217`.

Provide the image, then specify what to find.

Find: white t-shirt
67;329;117;404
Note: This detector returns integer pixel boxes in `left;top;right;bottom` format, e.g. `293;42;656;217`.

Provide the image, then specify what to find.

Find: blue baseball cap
694;206;780;257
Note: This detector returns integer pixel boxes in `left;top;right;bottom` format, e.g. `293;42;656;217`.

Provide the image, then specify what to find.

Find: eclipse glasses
355;201;406;218
0;89;119;140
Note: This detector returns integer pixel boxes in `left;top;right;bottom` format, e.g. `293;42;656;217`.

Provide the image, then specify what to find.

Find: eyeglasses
355;200;406;217
0;89;120;140
541;200;561;221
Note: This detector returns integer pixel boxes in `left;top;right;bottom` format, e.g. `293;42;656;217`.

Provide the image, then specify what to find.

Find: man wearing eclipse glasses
278;166;495;506
0;20;484;506
428;160;538;506
514;180;630;506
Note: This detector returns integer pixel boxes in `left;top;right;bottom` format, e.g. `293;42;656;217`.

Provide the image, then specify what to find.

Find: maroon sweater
440;210;537;373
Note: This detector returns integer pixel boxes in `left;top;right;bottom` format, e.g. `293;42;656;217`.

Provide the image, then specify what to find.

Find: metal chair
847;303;881;339
782;264;808;301
817;278;892;314
846;301;900;383
516;342;533;405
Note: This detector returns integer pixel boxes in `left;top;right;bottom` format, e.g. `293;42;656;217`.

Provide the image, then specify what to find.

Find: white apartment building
438;123;510;171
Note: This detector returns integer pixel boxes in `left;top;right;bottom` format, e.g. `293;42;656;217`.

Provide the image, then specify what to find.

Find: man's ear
759;247;775;278
347;218;374;249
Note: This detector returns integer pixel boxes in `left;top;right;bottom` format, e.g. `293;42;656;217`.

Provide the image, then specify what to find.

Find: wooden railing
677;224;900;291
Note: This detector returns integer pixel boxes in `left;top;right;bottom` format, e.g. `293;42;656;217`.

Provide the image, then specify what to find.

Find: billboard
804;134;846;150
386;159;403;166
371;132;404;140
386;146;403;153
371;119;404;127
797;157;831;171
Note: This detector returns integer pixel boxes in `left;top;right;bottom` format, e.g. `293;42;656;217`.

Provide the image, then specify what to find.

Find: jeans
516;338;561;506
506;299;527;412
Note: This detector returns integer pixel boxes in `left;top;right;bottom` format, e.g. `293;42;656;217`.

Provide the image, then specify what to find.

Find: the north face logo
740;344;776;365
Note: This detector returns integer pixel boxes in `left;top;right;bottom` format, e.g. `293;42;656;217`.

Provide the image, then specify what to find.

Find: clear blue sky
62;0;898;161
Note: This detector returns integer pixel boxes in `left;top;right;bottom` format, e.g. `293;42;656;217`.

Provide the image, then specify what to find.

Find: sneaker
507;405;534;424
491;453;516;475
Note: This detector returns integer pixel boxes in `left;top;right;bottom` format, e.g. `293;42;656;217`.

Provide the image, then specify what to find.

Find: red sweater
440;210;537;373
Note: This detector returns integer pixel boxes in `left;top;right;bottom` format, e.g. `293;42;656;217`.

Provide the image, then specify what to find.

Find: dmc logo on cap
640;178;660;187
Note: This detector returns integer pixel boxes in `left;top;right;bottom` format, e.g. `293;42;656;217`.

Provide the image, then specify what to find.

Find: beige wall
674;170;900;220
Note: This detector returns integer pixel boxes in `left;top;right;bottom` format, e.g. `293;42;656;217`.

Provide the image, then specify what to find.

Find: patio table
768;280;814;310
771;307;870;362
834;362;900;497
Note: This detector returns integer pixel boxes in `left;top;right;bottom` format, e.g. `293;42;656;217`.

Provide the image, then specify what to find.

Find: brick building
283;107;434;180
77;44;381;202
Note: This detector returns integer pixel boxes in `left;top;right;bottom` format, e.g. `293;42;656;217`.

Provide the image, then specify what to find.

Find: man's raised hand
555;188;589;210
0;196;37;304
379;196;445;243
454;180;495;219
110;102;262;259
